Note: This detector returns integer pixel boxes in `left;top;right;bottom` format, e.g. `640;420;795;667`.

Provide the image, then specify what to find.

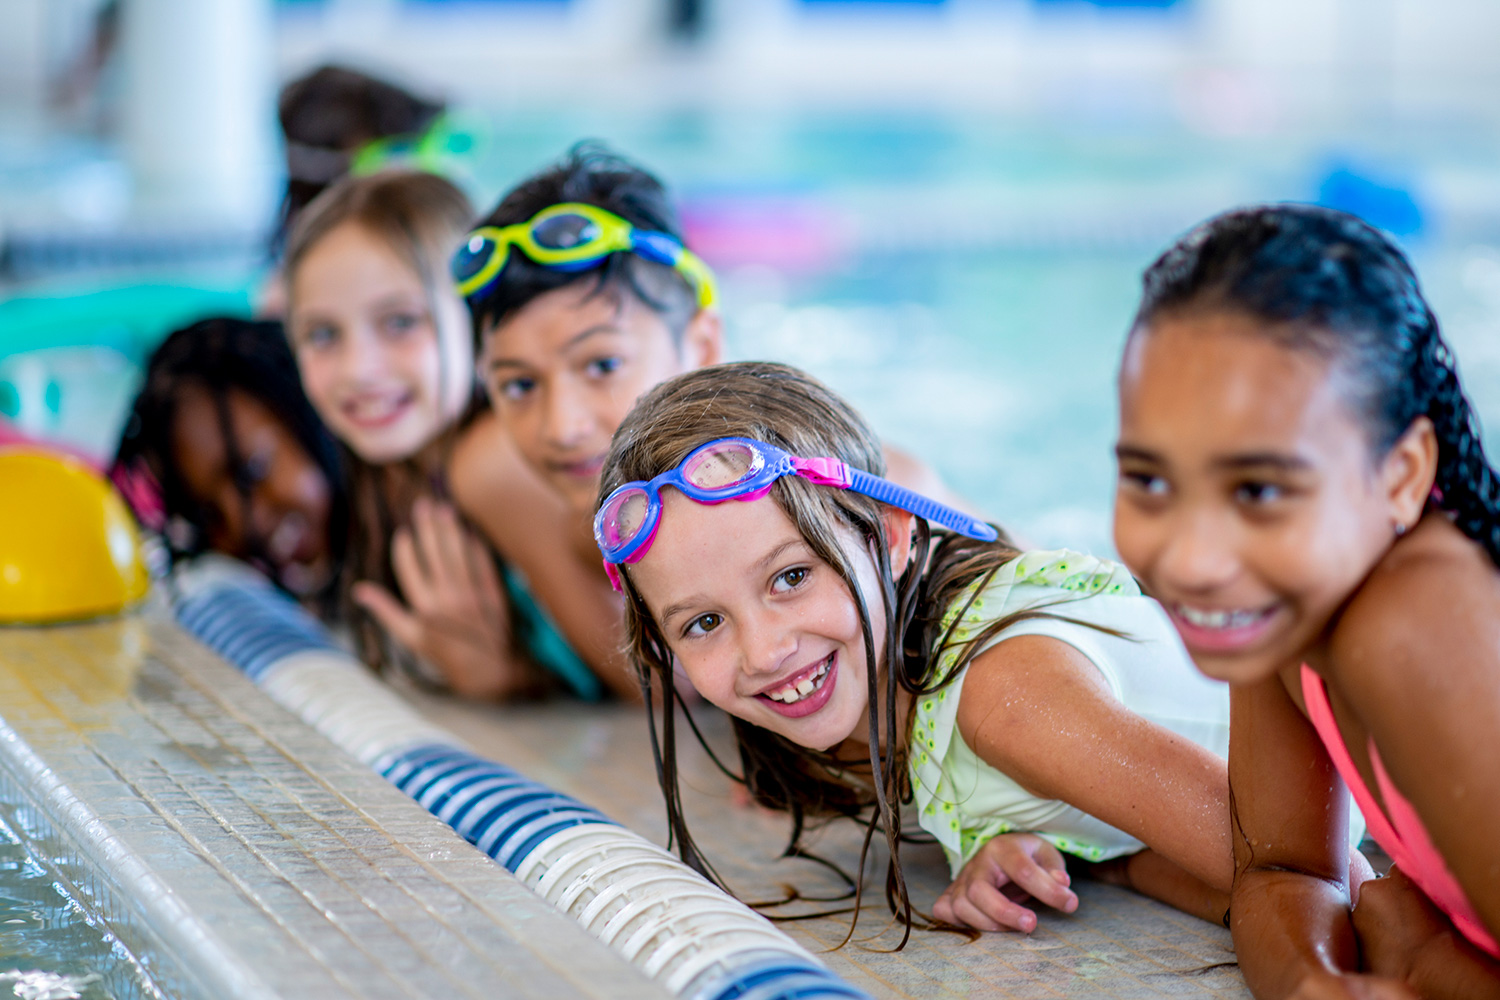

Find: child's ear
679;309;724;370
883;509;917;576
1381;415;1439;530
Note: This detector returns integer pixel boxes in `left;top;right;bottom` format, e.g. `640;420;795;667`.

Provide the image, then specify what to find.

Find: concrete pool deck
0;612;666;1000
405;687;1253;1000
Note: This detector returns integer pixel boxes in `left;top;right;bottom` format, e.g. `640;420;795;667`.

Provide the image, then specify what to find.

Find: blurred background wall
3;0;1498;551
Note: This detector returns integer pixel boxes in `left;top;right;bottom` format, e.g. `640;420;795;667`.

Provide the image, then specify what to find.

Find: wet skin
627;489;1235;933
287;220;473;465
447;283;723;700
1114;312;1500;999
625;490;891;753
286;220;529;700
480;282;721;518
169;384;333;595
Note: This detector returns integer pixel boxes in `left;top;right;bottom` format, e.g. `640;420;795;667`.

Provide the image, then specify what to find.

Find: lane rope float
170;559;868;1000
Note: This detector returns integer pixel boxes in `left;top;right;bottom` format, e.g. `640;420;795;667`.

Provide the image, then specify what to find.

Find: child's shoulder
1332;514;1500;694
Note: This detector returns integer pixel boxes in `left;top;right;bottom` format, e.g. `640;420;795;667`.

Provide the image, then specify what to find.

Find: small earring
1394;521;1408;538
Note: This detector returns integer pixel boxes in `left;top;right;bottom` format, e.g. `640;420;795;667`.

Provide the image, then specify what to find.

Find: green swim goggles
451;202;719;309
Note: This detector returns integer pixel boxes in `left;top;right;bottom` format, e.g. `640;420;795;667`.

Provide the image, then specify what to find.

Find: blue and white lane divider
170;560;868;1000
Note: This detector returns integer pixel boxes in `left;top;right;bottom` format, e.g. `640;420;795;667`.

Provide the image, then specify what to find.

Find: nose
337;326;388;384
542;381;594;452
1153;506;1242;595
737;605;800;679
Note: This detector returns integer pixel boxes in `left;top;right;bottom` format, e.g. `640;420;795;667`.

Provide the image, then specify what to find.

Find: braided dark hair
1134;203;1500;566
113;317;348;600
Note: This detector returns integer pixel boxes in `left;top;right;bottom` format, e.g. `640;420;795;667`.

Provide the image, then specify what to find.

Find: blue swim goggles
451;202;718;309
594;437;997;590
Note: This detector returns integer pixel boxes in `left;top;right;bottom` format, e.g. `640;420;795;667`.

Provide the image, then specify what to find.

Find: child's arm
449;415;639;701
1224;673;1365;999
1332;548;1500;996
1083;847;1230;923
955;634;1235;902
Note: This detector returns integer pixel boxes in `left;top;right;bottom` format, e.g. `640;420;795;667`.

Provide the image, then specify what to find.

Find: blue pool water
5;113;1500;554
0;807;157;1000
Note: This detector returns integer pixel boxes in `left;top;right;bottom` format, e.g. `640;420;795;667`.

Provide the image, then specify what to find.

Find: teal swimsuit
501;564;603;701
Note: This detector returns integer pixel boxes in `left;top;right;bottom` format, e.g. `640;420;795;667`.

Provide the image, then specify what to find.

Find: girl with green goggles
450;202;718;309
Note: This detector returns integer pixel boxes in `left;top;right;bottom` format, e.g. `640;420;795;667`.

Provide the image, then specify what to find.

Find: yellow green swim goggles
451;202;718;309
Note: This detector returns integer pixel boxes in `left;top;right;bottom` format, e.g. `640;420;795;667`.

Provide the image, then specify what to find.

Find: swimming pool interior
5;111;1499;554
1;109;1498;992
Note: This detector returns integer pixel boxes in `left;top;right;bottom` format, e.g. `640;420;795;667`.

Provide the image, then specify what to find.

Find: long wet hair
284;170;483;672
113;317;347;606
1131;204;1500;567
601;362;1023;946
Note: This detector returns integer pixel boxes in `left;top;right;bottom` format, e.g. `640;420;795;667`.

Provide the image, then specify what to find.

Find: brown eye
773;567;809;592
684;613;722;638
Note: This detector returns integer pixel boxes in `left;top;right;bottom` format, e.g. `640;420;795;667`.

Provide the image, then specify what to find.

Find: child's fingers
390;530;435;613
998;852;1078;914
410;498;461;588
463;529;506;613
955;880;1039;933
352;581;422;653
427;500;472;586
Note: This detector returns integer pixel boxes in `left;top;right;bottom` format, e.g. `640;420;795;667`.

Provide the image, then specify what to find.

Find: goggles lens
532;213;601;251
599;488;652;548
682;440;761;491
453;232;497;286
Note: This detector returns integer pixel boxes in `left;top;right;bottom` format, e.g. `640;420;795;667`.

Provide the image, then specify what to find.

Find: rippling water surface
0;809;155;1000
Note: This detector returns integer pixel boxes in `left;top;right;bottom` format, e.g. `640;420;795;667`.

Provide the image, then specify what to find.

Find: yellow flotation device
0;448;150;624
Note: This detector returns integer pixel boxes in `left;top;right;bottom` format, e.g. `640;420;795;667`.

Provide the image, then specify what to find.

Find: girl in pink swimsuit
1112;204;1500;1000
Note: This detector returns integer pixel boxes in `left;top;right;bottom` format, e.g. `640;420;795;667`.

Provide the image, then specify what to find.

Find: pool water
0;808;158;1000
10;111;1498;551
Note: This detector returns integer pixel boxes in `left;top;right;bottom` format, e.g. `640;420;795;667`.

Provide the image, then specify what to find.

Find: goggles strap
790;456;852;489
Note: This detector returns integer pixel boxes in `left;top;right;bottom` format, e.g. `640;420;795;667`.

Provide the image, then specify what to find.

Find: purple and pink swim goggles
594;437;997;589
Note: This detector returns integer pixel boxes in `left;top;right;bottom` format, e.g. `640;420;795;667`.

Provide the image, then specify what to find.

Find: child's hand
1351;867;1446;981
1287;971;1419;1000
932;832;1079;933
353;497;524;699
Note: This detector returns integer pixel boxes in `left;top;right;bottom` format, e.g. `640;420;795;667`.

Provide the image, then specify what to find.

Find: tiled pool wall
0;611;670;1000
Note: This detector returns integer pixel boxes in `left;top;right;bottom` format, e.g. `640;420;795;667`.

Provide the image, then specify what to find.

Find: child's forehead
489;280;674;346
1121;314;1361;456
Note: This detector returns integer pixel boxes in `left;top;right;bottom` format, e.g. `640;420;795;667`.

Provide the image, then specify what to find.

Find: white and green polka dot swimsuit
908;549;1231;877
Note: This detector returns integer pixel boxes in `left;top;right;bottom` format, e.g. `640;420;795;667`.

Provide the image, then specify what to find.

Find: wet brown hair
600;361;1024;945
284;170;482;675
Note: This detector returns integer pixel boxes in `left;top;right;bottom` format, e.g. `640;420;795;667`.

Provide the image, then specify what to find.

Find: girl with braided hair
1113;204;1500;999
113;317;345;605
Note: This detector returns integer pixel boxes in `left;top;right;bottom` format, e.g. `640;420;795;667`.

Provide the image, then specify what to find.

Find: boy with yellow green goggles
450;202;718;309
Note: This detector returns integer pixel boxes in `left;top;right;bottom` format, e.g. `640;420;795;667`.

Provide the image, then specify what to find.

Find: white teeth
1177;605;1265;630
347;395;406;421
765;658;831;704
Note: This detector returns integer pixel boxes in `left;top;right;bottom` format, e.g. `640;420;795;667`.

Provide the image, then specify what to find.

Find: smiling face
170;384;334;595
480;282;721;515
626;490;887;752
287;221;472;464
1113;310;1417;685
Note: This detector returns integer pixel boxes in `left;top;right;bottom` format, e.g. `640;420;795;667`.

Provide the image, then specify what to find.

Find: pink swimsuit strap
1300;665;1499;959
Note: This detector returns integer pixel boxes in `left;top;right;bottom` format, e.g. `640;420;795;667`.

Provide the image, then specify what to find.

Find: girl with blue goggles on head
597;360;1355;947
